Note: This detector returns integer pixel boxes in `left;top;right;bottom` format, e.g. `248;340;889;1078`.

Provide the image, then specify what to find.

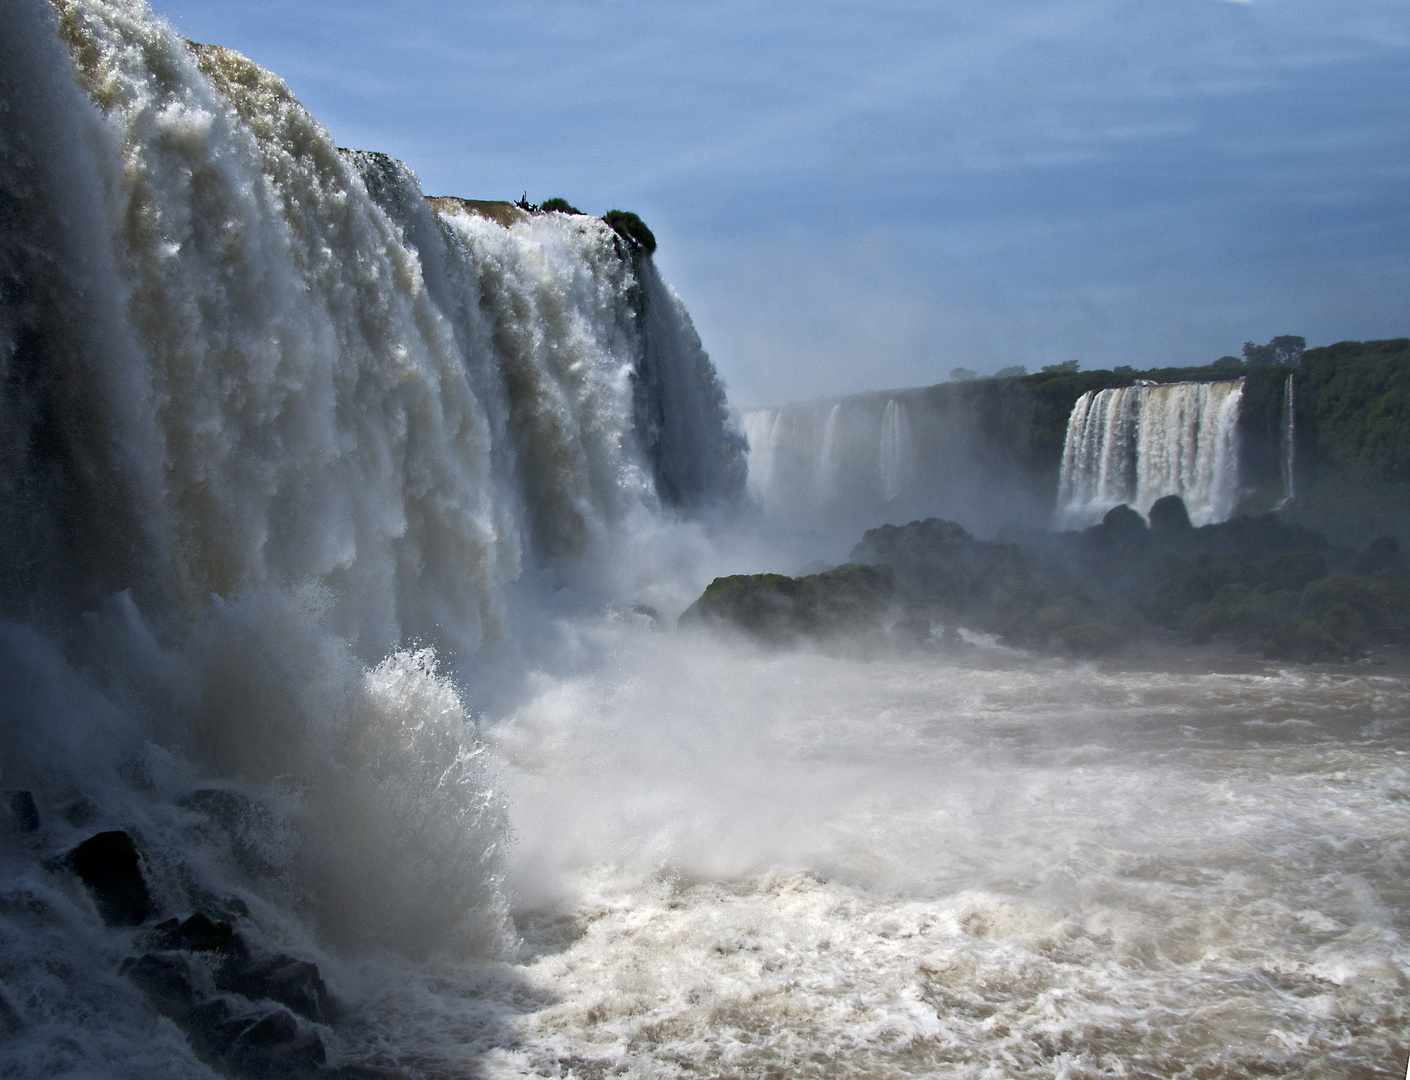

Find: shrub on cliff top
602;210;657;255
540;197;582;214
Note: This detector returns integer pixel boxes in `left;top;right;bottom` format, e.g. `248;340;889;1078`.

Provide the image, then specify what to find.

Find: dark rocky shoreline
683;497;1410;663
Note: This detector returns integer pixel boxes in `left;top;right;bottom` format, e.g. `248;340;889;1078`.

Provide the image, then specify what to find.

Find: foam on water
307;628;1410;1078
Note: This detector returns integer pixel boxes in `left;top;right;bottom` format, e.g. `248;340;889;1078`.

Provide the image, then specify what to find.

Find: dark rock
938;625;967;651
184;998;251;1060
63;797;99;827
69;830;151;926
226;1010;326;1078
6;791;38;833
1148;495;1193;539
680;564;894;644
1355;535;1406;576
121;952;199;1022
1091;504;1149;550
148;912;248;957
891;615;931;646
0;989;22;1034
176;788;280;877
217;953;336;1024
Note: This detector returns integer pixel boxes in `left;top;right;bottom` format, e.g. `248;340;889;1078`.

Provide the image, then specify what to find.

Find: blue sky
150;0;1410;407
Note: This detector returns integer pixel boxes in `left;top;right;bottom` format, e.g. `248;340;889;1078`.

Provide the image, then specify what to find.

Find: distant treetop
950;367;978;382
1242;336;1305;367
1042;359;1081;374
995;365;1027;378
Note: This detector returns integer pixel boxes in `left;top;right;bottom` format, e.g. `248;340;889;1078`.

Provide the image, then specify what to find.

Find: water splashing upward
1057;380;1243;527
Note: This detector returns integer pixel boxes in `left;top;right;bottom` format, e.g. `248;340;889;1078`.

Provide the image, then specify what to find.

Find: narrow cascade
1280;373;1296;504
1057;380;1244;527
817;402;843;500
879;399;914;501
741;408;781;503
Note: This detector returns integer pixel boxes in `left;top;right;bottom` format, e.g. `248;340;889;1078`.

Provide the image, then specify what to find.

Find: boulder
217;953;336;1024
6;791;38;833
226;1010;326;1078
148;912;248;957
69;830;151;926
121;953;199;1022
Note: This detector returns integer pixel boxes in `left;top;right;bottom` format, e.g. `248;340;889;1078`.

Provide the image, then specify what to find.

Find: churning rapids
2;1;1409;1077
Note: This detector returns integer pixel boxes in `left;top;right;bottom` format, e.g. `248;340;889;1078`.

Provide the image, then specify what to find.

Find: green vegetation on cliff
1287;339;1410;544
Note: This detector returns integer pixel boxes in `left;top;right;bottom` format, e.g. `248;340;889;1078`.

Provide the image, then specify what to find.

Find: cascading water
1057;380;1243;527
0;0;743;1069
878;399;914;502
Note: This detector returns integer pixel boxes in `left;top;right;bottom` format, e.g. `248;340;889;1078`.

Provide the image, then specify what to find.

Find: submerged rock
6;791;38;833
121;952;200;1023
69;830;151;926
226;1010;327;1077
148;912;248;957
216;953;336;1024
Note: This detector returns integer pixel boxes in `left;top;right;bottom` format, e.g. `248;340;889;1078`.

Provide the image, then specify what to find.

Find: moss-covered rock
680;564;893;643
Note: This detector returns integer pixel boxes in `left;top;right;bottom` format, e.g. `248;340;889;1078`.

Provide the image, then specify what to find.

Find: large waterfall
0;0;743;1062
1056;380;1244;527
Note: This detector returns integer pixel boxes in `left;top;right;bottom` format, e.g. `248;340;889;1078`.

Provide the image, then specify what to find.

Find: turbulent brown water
1;0;1407;1077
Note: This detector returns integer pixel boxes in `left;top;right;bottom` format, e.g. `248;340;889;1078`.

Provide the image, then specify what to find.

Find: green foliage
602;209;657;255
950;367;978;381
539;197;582;215
1242;336;1305;367
1212;355;1243;369
1286;338;1410;545
994;365;1027;378
1042;359;1081;373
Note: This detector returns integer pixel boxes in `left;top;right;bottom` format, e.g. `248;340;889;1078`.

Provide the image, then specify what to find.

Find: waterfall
1280;373;1296;504
817;402;843;500
1057;380;1244;527
0;0;744;975
879;399;914;501
741;408;781;502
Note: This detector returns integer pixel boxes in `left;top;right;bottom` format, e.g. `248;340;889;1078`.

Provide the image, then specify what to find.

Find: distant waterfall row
743;397;918;511
1056;381;1244;527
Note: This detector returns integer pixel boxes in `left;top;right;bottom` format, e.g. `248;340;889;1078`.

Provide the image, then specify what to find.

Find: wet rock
1148;494;1194;542
226;1009;326;1078
681;564;894;644
148;912;248;957
121;952;199;1022
890;614;931;646
0;989;23;1035
1355;535;1406;576
938;625;967;651
63;796;99;827
69;830;151;925
217;953;336;1024
6;790;39;833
